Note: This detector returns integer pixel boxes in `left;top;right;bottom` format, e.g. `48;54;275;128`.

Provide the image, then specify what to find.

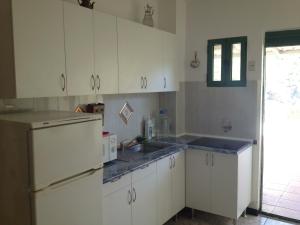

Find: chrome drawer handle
91;75;95;91
96;75;100;91
128;190;132;205
132;187;136;202
61;73;66;92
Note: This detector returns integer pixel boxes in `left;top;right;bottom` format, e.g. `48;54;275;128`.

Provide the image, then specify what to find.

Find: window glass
231;43;241;81
213;44;222;81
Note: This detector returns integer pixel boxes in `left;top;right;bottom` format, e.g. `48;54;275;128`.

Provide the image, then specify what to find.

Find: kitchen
0;0;300;225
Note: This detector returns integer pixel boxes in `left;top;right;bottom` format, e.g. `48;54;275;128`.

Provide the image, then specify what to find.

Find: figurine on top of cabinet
143;4;154;27
78;0;95;9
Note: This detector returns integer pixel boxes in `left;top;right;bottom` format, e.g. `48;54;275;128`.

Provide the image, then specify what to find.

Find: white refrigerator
0;111;103;225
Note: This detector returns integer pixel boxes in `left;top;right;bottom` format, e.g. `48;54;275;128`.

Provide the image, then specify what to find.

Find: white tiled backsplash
0;95;103;112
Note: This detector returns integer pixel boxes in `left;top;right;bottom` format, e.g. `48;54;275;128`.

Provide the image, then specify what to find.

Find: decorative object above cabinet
77;0;95;9
0;0;178;99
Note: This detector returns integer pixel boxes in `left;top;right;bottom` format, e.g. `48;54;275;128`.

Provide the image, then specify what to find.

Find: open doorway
262;34;300;222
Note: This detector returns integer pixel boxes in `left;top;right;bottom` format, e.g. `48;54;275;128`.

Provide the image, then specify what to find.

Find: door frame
259;29;300;224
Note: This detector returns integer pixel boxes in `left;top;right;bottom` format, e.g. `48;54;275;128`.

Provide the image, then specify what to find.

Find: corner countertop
103;135;252;184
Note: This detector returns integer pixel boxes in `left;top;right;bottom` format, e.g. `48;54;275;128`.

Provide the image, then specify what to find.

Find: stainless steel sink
128;142;173;153
188;137;249;151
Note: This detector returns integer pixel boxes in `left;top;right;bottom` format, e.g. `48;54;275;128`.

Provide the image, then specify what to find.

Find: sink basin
188;137;249;151
128;142;173;153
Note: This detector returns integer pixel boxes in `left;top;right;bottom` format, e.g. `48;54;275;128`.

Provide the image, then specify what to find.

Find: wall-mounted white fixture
190;51;200;68
221;118;232;133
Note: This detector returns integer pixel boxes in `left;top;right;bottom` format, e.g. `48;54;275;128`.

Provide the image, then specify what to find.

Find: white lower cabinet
103;152;185;225
186;150;211;212
103;173;132;225
157;151;185;225
103;163;157;225
171;151;186;216
186;147;252;220
157;156;172;225
132;166;157;225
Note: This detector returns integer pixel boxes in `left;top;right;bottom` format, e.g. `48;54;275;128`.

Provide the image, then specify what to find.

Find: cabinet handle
141;76;144;89
96;75;100;91
61;73;66;92
173;156;176;168
128;190;132;205
164;77;167;89
212;154;214;167
169;156;172;169
206;153;209;166
91;75;95;91
145;77;148;88
132;187;136;202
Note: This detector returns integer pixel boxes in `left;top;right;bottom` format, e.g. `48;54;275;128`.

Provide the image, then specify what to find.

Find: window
207;36;247;87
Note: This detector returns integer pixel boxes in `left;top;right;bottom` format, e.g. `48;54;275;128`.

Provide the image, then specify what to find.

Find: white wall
186;0;300;82
186;0;300;209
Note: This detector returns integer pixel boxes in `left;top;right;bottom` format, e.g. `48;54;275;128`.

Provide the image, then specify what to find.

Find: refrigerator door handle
40;169;100;192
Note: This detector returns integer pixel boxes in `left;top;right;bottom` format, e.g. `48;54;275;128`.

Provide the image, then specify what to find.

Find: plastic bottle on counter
158;109;170;138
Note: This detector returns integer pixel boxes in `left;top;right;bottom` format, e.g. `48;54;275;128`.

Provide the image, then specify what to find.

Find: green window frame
207;36;247;87
265;29;300;47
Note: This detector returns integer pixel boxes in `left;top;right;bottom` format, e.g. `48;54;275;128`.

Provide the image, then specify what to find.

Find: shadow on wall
185;81;258;140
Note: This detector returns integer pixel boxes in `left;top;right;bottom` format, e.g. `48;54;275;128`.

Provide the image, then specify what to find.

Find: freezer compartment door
30;120;102;190
34;169;103;225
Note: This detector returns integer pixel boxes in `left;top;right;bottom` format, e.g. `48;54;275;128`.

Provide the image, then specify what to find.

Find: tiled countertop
103;143;186;184
103;135;252;184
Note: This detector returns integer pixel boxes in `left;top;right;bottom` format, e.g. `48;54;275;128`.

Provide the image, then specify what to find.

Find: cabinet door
63;2;95;96
211;152;237;219
117;18;163;94
157;156;172;224
94;12;118;94
186;149;211;212
12;0;66;98
162;32;179;92
143;29;163;93
132;172;157;225
171;151;185;216
103;184;132;225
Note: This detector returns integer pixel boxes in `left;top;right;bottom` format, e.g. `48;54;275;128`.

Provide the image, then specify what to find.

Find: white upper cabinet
0;1;179;98
63;2;95;96
117;18;163;94
1;0;67;98
94;12;119;94
162;32;179;92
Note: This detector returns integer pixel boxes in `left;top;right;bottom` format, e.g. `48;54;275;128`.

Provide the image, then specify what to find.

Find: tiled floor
262;177;300;221
262;118;300;221
165;210;299;225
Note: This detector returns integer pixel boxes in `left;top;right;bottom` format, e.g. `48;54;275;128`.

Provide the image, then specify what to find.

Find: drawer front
34;169;103;225
31;120;102;190
132;162;156;183
103;173;131;197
